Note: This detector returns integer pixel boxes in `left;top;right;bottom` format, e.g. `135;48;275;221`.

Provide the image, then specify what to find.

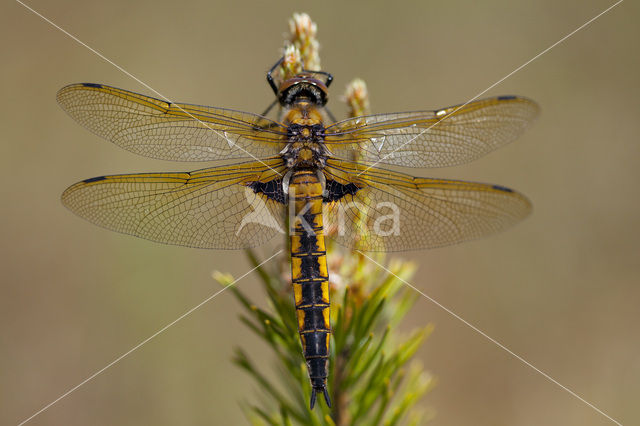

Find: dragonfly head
278;74;328;107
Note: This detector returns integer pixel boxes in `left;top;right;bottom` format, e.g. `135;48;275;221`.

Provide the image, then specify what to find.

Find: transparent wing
62;159;287;249
323;159;531;251
57;83;288;161
324;96;539;168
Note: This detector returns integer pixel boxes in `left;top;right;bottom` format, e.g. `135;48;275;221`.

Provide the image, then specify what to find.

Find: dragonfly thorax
280;139;329;169
280;101;329;169
287;123;325;141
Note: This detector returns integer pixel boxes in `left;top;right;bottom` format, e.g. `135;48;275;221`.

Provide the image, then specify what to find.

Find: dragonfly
58;56;538;410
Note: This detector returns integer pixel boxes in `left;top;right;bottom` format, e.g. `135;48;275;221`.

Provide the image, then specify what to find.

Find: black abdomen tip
309;386;331;410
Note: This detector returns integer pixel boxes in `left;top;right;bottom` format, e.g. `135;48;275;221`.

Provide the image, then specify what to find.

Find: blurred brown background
2;0;638;425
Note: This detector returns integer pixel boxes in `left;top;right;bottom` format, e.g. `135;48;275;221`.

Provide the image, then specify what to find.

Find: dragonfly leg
302;68;334;88
259;98;279;117
324;106;337;123
266;56;284;97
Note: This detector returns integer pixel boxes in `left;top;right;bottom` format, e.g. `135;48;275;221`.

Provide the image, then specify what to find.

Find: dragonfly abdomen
288;170;331;409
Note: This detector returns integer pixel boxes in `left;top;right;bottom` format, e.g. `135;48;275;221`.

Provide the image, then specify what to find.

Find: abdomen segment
288;170;331;409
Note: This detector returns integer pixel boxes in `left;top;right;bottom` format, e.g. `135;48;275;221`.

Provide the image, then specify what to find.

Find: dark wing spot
83;176;107;183
497;95;517;101
82;83;103;88
492;184;514;193
324;179;360;202
248;179;286;204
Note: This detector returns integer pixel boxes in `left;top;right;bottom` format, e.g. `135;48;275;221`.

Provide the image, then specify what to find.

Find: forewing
57;83;287;161
324;96;539;168
62;159;287;249
323;159;531;251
